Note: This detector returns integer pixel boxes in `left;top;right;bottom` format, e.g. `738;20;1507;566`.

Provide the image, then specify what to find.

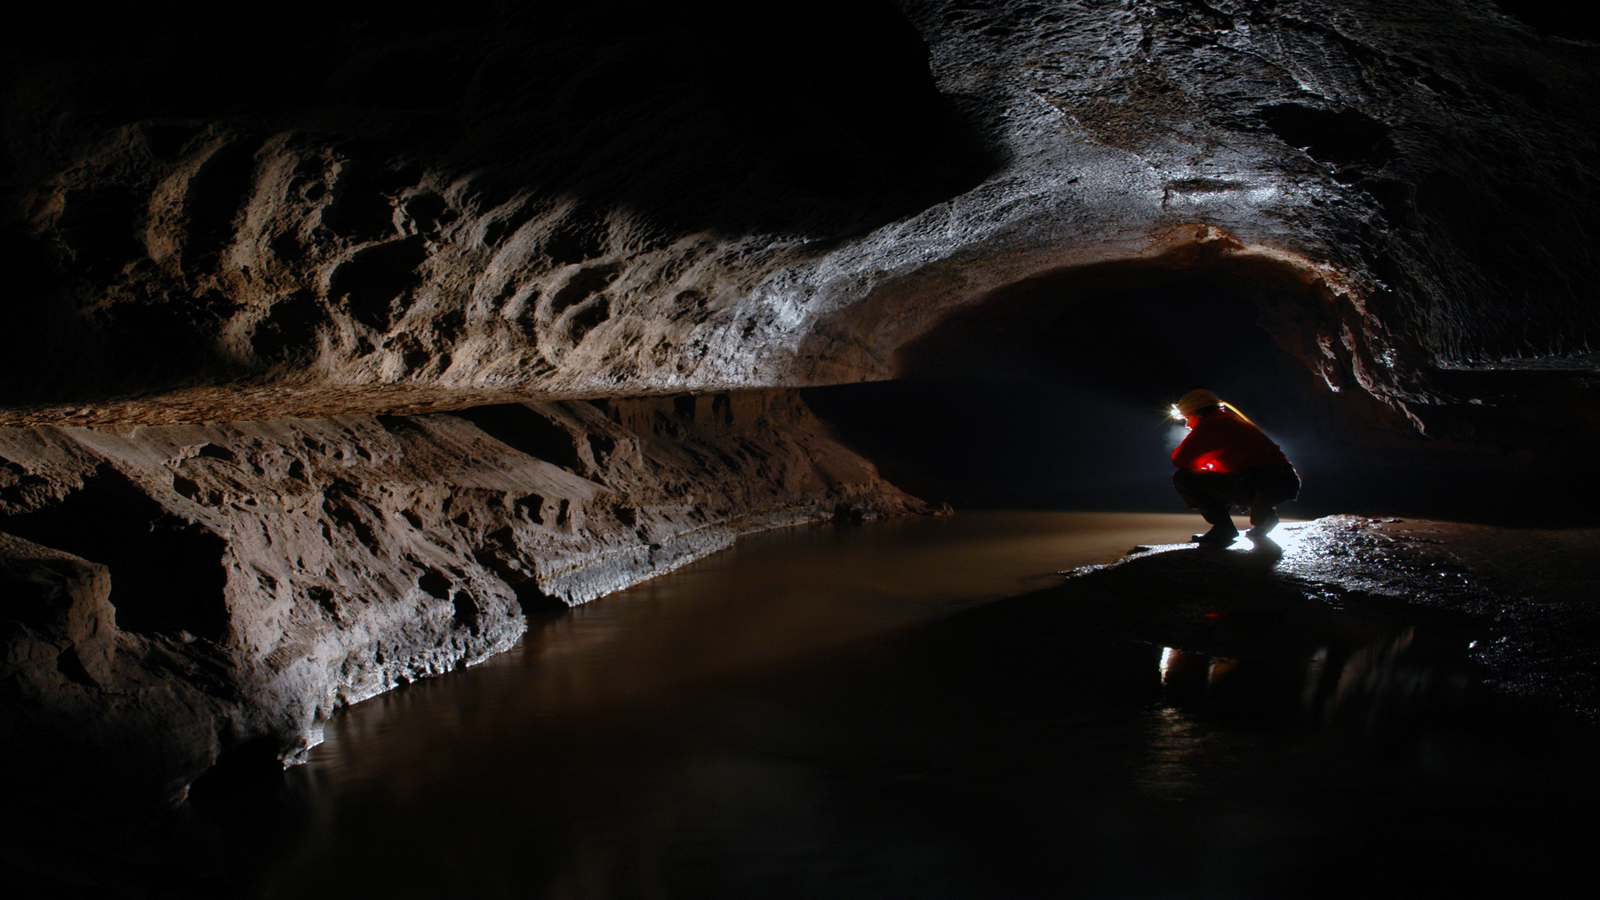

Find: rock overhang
3;0;1596;429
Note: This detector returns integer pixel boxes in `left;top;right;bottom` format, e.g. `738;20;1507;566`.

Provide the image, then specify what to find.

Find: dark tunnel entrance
804;265;1404;518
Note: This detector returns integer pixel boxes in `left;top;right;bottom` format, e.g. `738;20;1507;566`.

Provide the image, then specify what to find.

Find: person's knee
1258;467;1300;507
1236;465;1298;507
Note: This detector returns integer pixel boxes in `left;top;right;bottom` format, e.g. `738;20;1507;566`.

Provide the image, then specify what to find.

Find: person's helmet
1176;389;1223;416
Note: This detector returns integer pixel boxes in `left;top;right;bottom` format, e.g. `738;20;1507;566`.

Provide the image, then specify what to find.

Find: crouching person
1170;389;1300;547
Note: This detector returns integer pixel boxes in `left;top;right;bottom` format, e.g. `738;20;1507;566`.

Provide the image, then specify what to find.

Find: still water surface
227;512;1593;899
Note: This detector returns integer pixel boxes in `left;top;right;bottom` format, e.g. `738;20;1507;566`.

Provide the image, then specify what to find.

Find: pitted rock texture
1;390;921;795
4;0;1600;803
4;1;1597;429
0;532;232;807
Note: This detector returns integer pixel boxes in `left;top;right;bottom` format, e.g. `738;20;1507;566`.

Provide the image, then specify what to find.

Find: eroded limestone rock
1;391;920;795
4;1;1596;428
0;532;231;806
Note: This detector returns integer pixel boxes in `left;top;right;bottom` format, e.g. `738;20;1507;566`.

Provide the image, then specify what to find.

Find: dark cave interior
808;275;1328;514
806;266;1597;525
0;464;230;639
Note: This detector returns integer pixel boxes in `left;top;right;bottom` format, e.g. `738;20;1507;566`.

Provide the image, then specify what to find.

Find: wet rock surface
1;390;920;798
994;515;1600;722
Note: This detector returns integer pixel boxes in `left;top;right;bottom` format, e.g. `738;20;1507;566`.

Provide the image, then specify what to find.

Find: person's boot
1247;508;1279;539
1192;521;1239;546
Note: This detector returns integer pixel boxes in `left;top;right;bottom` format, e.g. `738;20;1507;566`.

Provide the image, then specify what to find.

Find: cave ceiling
2;0;1594;427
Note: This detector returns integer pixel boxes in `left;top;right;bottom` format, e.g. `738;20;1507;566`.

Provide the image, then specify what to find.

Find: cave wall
1;392;919;800
0;532;234;806
4;1;1596;425
3;0;1599;793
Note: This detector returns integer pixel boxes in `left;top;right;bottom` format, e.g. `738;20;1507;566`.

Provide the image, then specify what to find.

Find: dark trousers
1173;464;1300;528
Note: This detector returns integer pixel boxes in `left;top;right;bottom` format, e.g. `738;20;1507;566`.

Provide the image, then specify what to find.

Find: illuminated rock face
1;392;919;798
6;1;1595;424
2;0;1598;789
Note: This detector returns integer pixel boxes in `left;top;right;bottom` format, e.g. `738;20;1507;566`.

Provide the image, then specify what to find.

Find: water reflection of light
1301;646;1328;710
1207;657;1237;683
1137;707;1206;799
1158;646;1238;698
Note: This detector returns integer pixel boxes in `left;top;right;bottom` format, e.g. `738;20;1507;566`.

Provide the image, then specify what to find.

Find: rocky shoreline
1005;515;1600;725
1;391;923;805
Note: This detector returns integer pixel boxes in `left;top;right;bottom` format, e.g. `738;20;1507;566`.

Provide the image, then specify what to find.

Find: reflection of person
1170;389;1300;546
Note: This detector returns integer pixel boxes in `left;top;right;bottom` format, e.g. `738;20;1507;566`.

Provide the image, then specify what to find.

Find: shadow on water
62;514;1599;899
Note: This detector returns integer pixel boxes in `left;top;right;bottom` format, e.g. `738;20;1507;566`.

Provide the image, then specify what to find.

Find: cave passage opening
806;262;1376;517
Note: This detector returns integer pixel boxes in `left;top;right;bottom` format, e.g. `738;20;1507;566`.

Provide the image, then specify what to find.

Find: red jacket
1172;409;1289;473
